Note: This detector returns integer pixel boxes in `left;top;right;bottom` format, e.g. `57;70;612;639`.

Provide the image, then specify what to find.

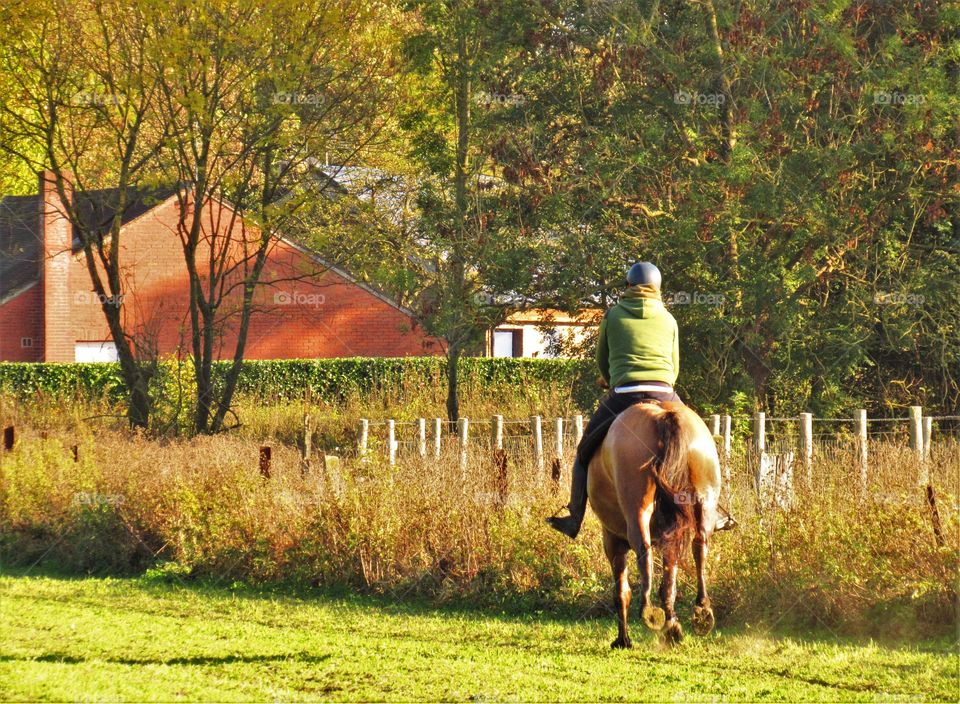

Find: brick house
0;171;440;362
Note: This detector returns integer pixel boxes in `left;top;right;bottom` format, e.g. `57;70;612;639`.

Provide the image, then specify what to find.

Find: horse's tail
650;408;695;534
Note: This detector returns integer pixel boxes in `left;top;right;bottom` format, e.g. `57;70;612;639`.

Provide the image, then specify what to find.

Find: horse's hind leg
626;481;665;631
691;502;716;636
603;529;632;649
659;538;683;644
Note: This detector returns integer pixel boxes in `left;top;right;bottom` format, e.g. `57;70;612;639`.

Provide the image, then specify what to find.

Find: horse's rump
643;405;697;542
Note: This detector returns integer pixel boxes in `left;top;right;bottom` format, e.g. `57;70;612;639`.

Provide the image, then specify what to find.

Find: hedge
0;357;596;403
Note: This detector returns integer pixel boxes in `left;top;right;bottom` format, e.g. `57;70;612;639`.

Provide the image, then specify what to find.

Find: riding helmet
626;261;662;290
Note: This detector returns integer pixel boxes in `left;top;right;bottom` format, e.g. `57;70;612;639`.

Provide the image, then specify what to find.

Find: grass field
1;570;956;702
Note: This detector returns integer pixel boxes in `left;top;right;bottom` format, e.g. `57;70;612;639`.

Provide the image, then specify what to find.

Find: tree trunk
446;343;460;425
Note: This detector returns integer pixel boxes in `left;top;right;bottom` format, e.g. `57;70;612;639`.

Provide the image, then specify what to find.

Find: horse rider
547;261;686;540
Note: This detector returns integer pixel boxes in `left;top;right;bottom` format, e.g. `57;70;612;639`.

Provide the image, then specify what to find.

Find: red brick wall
0;283;43;361
60;193;440;360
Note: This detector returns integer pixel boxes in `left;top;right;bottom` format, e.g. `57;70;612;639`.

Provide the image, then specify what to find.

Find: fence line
351;409;956;488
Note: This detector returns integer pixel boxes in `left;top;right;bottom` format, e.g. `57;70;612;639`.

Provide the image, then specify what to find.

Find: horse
586;400;723;646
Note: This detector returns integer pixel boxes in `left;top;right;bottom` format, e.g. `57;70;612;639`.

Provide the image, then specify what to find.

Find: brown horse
587;400;723;646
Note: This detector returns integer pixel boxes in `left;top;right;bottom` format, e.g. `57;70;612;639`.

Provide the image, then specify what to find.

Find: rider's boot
546;457;588;539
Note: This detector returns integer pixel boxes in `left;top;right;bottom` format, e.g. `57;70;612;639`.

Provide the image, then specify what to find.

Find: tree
399;0;546;422
0;0;167;427
147;0;397;433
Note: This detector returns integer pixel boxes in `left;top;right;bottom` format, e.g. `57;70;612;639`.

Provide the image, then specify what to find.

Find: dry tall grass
1;396;956;637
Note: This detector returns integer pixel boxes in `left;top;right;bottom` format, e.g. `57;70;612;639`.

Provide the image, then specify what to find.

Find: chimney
39;170;74;362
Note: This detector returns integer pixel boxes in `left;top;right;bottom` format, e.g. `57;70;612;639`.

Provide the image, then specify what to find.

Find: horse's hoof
660;619;684;645
692;605;716;636
611;636;633;650
642;605;666;631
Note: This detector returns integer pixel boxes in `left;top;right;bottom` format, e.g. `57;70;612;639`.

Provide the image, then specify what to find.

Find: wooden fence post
922;416;932;462
358;419;369;457
417;418;426;458
532;415;544;473
753;412;766;454
857;409;868;492
492;415;504;451
3;425;13;451
574;415;584;446
550;418;564;483
259;446;272;479
387;419;396;466
433;418;442;458
458;417;469;472
710;414;721;437
492;415;507;507
721;415;732;462
301;413;313;476
800;412;813;486
909;406;925;484
721;414;732;489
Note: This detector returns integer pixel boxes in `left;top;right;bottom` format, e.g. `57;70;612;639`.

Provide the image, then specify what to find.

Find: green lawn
0;571;956;702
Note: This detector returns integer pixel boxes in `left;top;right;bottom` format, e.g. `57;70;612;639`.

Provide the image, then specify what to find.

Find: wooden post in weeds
721;414;732;463
926;484;945;548
492;415;504;452
550;417;564;483
387;420;396;466
721;414;732;490
259;446;272;479
857;409;868;492
358;419;369;457
909;406;925;484
417;418;427;458
492;415;507;507
574;415;584;446
72;444;79;462
531;415;544;474
458;417;469;473
433;418;442;458
301;413;313;476
2;425;13;451
922;416;932;462
753;412;766;483
800;412;813;486
710;414;721;437
753;412;766;455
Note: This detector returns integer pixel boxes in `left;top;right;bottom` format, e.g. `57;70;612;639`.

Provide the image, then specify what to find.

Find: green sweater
596;287;679;388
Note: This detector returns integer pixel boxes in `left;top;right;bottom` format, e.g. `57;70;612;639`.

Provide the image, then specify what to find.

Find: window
492;329;522;358
20;338;32;348
75;341;119;363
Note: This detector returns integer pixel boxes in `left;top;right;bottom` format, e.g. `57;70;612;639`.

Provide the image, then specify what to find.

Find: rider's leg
546;455;588;539
547;391;637;539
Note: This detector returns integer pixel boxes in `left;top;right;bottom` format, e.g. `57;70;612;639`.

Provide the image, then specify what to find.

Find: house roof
0;186;175;300
0;182;414;317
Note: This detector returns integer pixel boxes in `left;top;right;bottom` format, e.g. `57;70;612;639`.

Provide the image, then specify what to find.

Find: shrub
0;357;596;406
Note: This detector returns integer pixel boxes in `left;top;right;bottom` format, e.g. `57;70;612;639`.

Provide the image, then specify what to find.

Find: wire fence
348;409;959;489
